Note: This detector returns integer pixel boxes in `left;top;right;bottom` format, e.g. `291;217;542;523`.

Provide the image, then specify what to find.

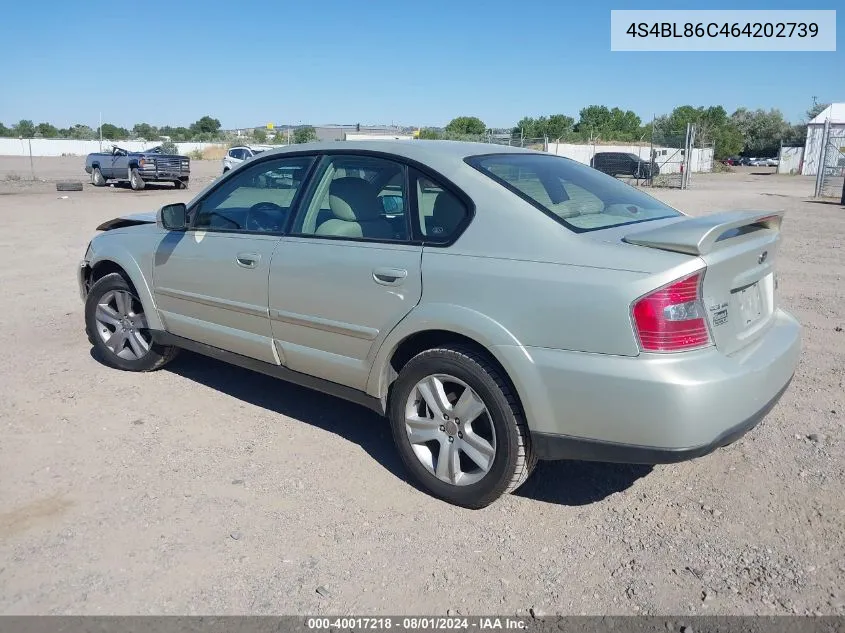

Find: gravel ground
0;158;843;616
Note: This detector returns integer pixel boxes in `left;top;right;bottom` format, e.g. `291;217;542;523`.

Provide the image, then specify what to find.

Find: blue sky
0;0;841;130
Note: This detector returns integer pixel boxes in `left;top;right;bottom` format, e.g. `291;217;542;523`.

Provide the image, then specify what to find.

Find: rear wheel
85;273;178;372
173;180;185;189
129;168;145;191
91;167;106;186
388;345;536;509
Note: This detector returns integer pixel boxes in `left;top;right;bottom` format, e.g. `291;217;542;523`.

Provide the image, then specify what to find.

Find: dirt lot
0;157;843;616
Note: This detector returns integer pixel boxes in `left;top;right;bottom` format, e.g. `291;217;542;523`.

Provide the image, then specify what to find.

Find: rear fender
365;303;553;428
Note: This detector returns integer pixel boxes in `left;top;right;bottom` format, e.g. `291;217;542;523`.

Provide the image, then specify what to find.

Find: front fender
86;238;163;330
365;303;554;430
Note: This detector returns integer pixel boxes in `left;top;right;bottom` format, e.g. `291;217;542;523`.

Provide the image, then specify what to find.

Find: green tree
13;119;36;137
656;105;742;158
159;140;179;154
575;105;612;138
293;125;317;144
782;123;807;147
67;124;95;140
100;123;130;140
0;122;10;137
730;108;792;156
445;116;487;136
160;126;191;141
514;117;541;139
514;114;575;141
546;114;575;140
253;128;267;143
417;128;442;140
35;122;59;138
574;106;641;141
190;116;222;136
806;101;829;121
711;123;744;159
132;123;158;139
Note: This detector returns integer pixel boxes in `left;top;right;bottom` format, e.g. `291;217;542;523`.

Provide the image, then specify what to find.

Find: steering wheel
245;202;286;233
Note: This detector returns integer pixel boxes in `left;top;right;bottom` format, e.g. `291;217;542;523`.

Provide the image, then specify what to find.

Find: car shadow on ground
129;350;652;507
513;460;652;506
97;182;182;192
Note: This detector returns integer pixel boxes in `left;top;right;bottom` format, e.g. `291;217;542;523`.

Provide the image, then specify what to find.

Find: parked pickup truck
84;145;190;190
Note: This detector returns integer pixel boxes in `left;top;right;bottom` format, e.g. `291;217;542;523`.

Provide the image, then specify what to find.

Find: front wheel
388;345;536;509
84;273;178;372
91;167;106;187
129;168;145;191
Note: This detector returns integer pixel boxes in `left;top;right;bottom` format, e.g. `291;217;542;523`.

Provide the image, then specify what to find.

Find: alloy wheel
404;374;497;486
94;290;151;360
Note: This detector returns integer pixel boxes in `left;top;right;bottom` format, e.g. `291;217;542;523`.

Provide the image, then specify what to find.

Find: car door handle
236;253;260;269
373;267;408;286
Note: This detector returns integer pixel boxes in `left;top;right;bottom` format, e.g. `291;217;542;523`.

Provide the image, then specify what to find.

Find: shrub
159;140;178;154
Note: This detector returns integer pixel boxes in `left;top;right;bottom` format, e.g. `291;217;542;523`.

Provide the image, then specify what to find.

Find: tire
84;272;179;372
129;168;145;191
173;180;184;189
91;167;106;187
56;181;83;192
388;345;536;509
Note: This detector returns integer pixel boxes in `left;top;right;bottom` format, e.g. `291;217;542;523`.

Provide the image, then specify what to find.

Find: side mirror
157;203;187;230
381;195;404;214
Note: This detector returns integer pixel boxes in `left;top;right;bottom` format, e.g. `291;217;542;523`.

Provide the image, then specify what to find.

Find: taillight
632;271;712;352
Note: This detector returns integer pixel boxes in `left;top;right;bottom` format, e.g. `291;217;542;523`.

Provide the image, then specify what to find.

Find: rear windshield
466;153;680;232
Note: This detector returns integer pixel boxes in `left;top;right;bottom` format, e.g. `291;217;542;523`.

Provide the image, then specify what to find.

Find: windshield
466;153;681;232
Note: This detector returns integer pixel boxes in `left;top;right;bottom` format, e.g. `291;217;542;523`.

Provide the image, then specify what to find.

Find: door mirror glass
158;203;187;230
381;195;404;215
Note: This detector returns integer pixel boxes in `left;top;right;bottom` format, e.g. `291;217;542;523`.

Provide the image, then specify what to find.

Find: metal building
802;103;845;176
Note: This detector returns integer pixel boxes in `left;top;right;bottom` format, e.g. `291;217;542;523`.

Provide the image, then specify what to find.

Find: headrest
329;177;380;222
430;192;465;237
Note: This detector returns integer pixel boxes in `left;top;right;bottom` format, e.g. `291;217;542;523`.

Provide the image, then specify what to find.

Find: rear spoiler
623;210;784;256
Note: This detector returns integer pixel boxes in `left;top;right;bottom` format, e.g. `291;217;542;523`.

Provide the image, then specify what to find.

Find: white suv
222;145;275;173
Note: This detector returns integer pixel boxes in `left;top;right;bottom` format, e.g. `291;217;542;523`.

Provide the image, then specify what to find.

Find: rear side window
467;153;680;232
415;174;469;243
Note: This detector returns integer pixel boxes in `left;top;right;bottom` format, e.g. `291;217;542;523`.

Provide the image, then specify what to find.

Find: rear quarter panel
366;158;703;397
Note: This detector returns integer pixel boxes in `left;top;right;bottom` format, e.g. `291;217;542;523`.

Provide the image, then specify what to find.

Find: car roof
252;140;539;169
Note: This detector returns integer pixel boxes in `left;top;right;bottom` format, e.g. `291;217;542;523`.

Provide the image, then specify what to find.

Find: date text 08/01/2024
626;22;819;38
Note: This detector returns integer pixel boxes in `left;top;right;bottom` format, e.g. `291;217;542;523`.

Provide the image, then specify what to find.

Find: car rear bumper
496;307;801;463
531;375;792;463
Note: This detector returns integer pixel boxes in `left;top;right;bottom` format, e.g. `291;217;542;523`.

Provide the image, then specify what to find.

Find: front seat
315;177;394;239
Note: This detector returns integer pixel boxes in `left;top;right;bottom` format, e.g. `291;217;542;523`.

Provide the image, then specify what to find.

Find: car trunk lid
622;210;784;355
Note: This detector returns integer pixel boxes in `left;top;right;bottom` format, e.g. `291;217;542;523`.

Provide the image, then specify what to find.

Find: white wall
777;146;804;174
0;138;224;157
802;124;826;176
546;142;714;174
342;133;414;141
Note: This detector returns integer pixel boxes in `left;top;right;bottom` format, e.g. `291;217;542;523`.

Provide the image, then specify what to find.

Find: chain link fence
648;121;701;189
813;120;845;199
